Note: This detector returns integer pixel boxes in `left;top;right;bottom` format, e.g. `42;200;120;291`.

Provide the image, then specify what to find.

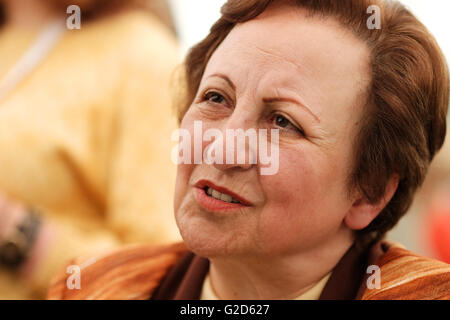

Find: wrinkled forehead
202;4;371;105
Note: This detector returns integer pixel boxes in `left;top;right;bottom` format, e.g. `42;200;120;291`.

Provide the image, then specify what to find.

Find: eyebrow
263;97;320;123
206;73;320;123
206;73;236;91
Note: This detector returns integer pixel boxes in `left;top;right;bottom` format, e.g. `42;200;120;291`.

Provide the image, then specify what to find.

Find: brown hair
177;0;450;249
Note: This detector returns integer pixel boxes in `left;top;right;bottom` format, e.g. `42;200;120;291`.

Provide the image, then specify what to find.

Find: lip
194;179;253;206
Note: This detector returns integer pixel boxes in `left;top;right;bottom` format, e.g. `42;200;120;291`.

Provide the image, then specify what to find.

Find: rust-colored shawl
47;241;450;300
361;243;450;299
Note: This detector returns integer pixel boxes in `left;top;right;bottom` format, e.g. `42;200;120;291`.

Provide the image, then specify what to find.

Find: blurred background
168;0;450;261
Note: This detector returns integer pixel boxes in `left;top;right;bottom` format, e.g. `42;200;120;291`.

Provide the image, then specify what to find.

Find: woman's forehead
202;6;370;117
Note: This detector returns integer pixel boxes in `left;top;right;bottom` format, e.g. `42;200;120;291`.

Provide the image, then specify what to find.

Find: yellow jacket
0;9;181;299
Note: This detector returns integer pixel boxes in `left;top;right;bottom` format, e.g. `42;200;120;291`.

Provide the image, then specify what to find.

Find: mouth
193;180;252;212
204;186;242;204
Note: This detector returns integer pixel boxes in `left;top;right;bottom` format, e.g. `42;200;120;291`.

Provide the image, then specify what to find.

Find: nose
205;114;258;172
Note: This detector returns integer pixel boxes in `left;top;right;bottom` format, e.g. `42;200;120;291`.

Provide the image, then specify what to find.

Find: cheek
173;113;196;213
174;110;218;214
262;147;324;212
257;146;348;250
174;163;193;213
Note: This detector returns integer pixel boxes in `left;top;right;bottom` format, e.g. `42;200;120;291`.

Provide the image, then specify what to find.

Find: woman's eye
275;115;291;128
204;91;226;105
272;114;304;136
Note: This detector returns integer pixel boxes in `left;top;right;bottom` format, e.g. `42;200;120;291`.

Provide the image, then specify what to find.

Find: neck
208;235;354;300
2;0;63;29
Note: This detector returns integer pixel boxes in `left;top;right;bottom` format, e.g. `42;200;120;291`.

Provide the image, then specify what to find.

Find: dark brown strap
319;243;370;300
354;241;387;299
151;251;210;299
173;255;210;299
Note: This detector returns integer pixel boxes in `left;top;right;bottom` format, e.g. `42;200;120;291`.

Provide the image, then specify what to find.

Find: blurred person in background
0;0;180;299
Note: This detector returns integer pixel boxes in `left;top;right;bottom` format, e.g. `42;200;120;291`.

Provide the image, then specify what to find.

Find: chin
175;198;255;258
177;218;249;259
175;209;216;258
179;228;226;258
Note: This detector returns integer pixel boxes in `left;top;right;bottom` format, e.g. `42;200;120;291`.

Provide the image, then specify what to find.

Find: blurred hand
0;192;52;278
0;193;27;241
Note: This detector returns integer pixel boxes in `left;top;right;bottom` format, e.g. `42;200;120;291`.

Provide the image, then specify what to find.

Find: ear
344;173;399;230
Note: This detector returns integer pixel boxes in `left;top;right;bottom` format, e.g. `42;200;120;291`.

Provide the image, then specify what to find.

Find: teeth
211;189;221;199
220;193;233;202
206;187;240;204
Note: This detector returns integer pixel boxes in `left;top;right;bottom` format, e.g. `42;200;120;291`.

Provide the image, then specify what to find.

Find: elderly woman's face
174;5;370;258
